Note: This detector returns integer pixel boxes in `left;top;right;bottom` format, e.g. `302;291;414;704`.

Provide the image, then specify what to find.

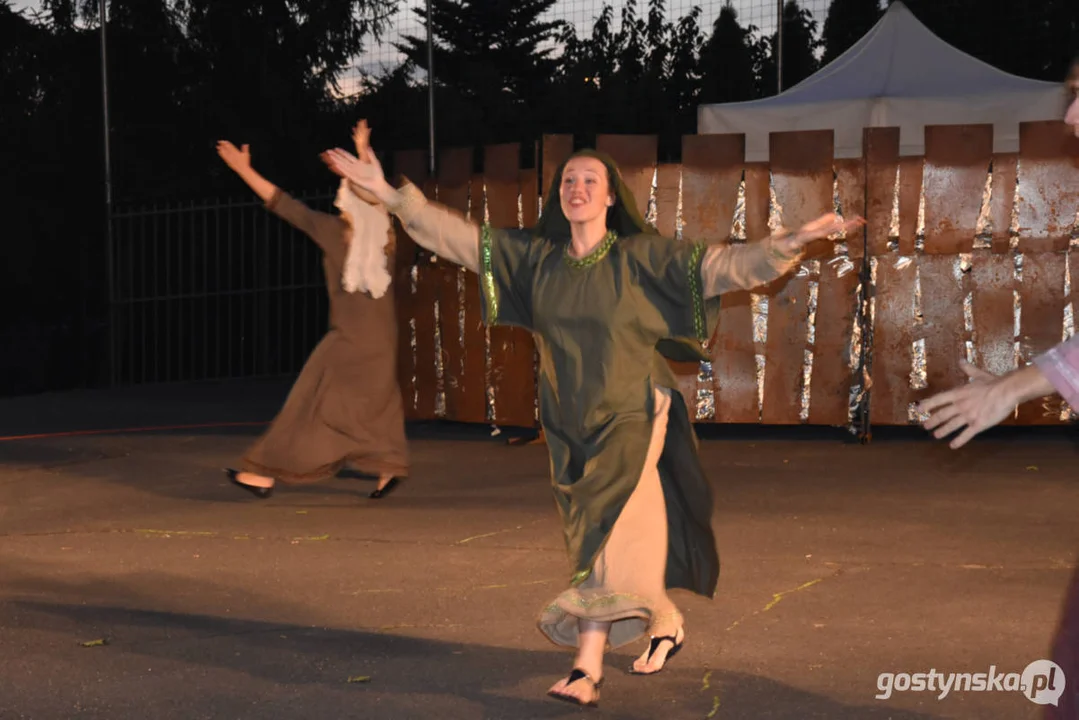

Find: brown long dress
239;189;409;483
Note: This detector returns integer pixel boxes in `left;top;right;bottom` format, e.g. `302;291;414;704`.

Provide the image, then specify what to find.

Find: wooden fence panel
437;148;486;423
683;135;756;423
485;142;538;427
922;125;993;255
762;130;832;424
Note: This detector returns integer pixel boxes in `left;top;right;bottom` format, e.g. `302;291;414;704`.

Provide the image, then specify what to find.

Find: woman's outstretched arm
321;132;480;274
699;214;863;297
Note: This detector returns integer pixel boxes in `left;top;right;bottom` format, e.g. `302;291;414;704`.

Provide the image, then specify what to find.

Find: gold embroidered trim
480;224;498;323
542;590;655;615
563;230;618;269
688;241;707;342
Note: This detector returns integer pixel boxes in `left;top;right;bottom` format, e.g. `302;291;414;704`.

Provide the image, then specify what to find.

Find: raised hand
321;146;393;205
917;361;1021;449
217;140;252;175
772;213;866;259
345;120;383;205
353;119;375;163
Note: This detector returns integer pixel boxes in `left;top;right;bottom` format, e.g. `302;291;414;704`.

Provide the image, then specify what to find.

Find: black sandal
369;477;401;499
547;668;603;708
224;468;274;499
628;630;684;675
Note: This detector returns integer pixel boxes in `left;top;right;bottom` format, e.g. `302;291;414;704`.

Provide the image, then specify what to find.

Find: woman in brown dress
215;123;409;500
324;127;861;707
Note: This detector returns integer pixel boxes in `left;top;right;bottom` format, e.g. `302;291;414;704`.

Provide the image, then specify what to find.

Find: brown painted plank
865;128;900;256
682;134;745;242
970;250;1016;376
655;163;680;238
651;160;697;406
392;149;426;267
1017;251;1067;424
808;263;860;425
835;158;867;259
869;258;917;425
970;250;1016;424
412;260;441;420
484;143;537;428
436;148;485;423
521;146;540;227
922;125;994;255
680;135;754;422
762;131;833;424
897;156;923;256
919;254;969;403
990;154;1018;254
770;130;834;254
1016;121;1079;253
744;163;770;244
710;291;758;423
596;134;657;215
541;134;574;201
392;150;428;419
520;145;541;427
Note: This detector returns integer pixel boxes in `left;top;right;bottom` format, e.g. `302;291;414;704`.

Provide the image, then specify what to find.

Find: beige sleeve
386;182;480;274
700;236;801;297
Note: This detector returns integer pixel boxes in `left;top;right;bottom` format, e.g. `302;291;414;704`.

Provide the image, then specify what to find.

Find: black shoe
224;468;274;499
628;630;685;675
547;668;603;708
369;477;400;499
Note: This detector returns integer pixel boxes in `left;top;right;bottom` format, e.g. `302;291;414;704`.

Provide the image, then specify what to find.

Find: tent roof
697;2;1065;159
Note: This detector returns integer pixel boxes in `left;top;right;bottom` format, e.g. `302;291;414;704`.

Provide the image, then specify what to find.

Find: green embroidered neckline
563;231;618;269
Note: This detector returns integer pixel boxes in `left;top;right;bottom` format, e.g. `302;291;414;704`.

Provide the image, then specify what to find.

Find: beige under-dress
385;182;796;650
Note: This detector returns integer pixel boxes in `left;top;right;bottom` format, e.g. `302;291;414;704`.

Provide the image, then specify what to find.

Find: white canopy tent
696;2;1066;161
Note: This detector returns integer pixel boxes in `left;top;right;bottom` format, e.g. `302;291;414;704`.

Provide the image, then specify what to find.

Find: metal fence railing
108;192;338;386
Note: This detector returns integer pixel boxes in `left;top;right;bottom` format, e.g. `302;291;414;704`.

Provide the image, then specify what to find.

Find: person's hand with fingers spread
322;145;394;204
216;140;276;202
771;213;865;261
917;360;1057;449
345;120;384;206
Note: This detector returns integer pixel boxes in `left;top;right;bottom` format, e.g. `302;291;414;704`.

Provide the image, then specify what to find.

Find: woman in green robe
323;127;862;707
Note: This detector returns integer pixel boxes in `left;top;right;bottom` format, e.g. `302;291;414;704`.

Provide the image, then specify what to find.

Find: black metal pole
777;0;784;93
99;0;115;386
425;0;436;177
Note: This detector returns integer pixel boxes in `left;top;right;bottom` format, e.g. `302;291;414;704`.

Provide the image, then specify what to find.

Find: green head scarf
532;149;656;241
532;149;711;364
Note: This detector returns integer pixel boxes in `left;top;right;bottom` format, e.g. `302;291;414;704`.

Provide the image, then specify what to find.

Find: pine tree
396;0;562;136
699;3;762;103
821;0;882;65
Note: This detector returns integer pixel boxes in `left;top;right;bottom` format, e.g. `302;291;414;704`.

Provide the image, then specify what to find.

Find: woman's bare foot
548;619;608;705
235;472;274;489
630;626;685;674
547;668;602;706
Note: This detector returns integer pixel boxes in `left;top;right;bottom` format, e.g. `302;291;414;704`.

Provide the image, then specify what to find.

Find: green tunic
478;226;723;598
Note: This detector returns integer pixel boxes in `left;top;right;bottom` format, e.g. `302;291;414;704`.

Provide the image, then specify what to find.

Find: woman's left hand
771;213;865;259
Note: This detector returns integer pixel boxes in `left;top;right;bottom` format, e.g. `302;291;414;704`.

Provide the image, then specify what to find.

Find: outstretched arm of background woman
217;140;341;252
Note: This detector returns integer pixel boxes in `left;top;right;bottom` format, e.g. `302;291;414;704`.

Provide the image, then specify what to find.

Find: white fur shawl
334;179;393;299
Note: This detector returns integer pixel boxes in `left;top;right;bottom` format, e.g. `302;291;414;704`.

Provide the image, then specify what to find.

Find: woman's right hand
321;121;394;204
216;140;252;175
